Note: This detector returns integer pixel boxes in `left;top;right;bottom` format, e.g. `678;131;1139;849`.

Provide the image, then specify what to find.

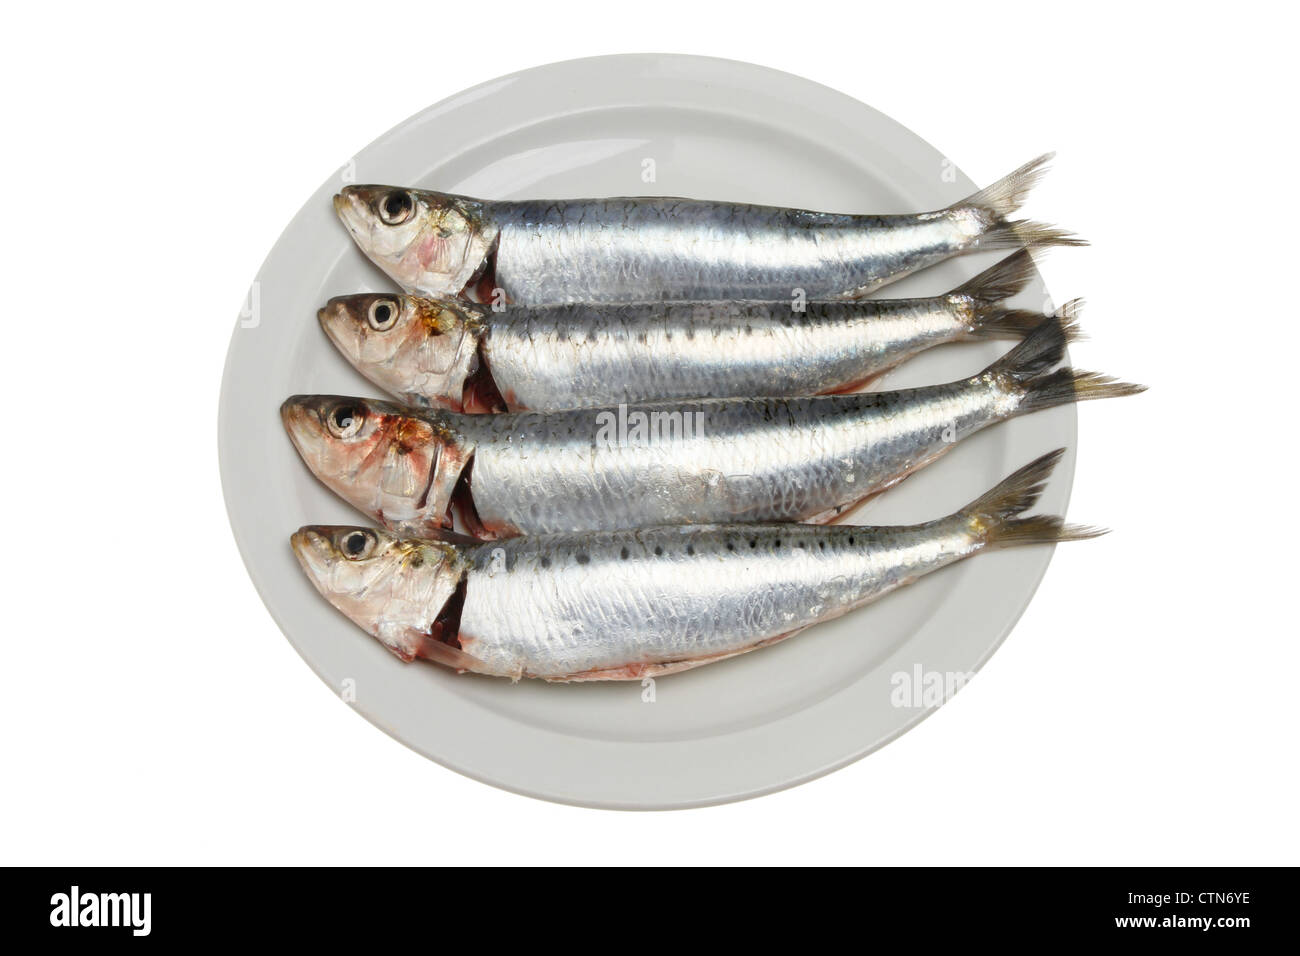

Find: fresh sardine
281;318;1141;538
291;450;1100;681
318;251;1064;412
333;155;1081;305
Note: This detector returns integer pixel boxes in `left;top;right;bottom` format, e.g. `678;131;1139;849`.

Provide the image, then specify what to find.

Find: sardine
318;251;1063;412
291;450;1100;681
333;155;1081;305
281;318;1141;538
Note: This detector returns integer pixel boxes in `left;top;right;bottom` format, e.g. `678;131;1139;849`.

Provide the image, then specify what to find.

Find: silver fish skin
333;155;1082;305
281;318;1143;539
318;251;1055;412
290;450;1103;681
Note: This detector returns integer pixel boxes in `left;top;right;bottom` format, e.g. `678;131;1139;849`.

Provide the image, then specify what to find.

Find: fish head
333;185;499;298
317;293;483;412
291;525;464;661
280;395;471;536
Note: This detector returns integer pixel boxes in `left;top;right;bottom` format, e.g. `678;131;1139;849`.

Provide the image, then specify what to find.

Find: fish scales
316;251;1053;412
289;450;1104;680
453;522;976;678
454;384;994;534
489;199;959;303
333;155;1081;306
480;298;965;410
282;315;1145;539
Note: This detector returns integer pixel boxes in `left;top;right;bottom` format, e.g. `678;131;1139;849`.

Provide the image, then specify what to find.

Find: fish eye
367;298;400;331
379;190;414;225
325;402;365;439
340;529;376;560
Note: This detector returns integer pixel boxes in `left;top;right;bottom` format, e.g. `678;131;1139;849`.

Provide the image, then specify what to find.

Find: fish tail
953;249;1038;304
970;308;1044;338
952;153;1087;251
963;448;1107;548
972;298;1085;339
980;311;1141;412
989;514;1108;547
1019;367;1148;414
985;221;1088;252
956;154;1056;220
983;313;1077;383
956;250;1084;340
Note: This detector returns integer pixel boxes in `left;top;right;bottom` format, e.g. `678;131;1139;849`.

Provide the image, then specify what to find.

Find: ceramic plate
218;54;1075;809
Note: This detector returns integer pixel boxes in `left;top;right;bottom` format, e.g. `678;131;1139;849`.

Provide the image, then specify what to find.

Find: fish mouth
332;190;368;239
289;526;322;558
280;397;311;452
316;301;355;356
280;396;333;466
290;526;333;580
331;193;350;231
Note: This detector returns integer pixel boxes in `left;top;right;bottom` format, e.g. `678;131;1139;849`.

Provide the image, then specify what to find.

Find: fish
318;250;1065;412
290;449;1102;681
281;317;1142;538
333;154;1082;305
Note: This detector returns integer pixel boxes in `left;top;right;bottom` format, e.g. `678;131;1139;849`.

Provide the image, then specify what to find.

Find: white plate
219;54;1076;809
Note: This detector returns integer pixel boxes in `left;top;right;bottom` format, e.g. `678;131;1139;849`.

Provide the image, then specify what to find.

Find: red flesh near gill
427;577;468;651
461;345;508;414
446;456;496;540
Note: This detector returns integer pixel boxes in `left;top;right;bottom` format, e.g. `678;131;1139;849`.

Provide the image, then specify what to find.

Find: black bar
8;867;1284;941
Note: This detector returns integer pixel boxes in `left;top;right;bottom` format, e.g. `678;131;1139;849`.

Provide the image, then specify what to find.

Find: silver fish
291;450;1101;681
281;318;1141;538
319;251;1063;412
333;154;1081;305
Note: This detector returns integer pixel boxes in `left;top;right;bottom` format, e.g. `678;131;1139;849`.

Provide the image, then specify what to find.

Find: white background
2;2;1294;865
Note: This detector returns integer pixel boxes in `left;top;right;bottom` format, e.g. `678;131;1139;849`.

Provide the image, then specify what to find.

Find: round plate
219;54;1076;809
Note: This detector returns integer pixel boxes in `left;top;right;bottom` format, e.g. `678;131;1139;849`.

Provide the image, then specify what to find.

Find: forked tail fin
983;313;1077;383
955;247;1085;338
963;448;1107;548
978;312;1143;414
956;251;1086;340
953;249;1038;304
1017;368;1148;415
951;153;1087;252
973;297;1085;339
